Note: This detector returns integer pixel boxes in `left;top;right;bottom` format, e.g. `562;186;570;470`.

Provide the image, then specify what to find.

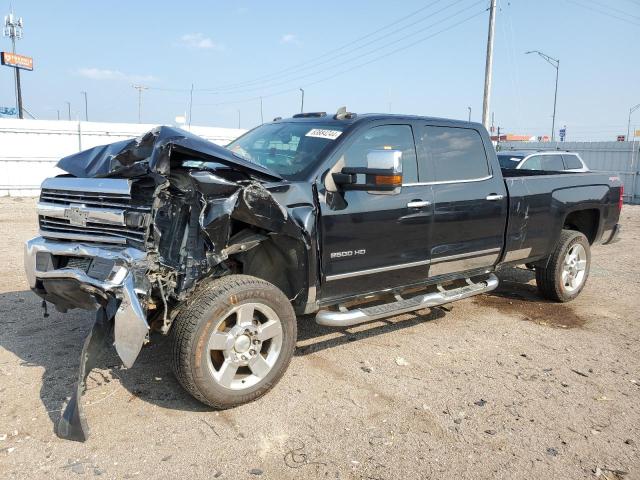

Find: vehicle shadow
488;266;543;300
0;289;210;436
0;289;446;435
295;307;446;356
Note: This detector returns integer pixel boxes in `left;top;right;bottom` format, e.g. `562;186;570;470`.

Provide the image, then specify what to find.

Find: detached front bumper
24;236;150;368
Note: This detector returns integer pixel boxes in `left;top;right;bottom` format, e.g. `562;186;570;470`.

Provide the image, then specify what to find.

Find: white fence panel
0;119;245;196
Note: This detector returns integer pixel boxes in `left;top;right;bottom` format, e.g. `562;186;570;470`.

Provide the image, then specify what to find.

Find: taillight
619;185;624;211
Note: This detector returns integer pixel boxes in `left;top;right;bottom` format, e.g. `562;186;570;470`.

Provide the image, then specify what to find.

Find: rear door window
563;154;583;169
541;155;565;171
520;155;542;170
420;126;490;182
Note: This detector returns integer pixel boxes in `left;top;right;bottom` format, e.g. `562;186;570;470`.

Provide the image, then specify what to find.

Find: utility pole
260;96;264;124
188;83;194;129
65;101;71;120
481;0;497;130
299;88;304;113
81;91;88;121
627;103;640;141
526;50;560;141
132;84;148;123
3;11;24;119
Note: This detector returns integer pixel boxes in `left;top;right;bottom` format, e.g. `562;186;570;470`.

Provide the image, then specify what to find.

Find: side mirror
332;150;403;194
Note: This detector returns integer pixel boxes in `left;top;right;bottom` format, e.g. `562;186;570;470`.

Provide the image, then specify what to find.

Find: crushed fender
28;126;318;441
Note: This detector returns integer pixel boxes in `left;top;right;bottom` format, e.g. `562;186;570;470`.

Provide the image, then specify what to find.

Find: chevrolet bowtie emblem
64;205;89;227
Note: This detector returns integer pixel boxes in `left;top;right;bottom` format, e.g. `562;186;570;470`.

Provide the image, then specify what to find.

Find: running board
315;274;499;327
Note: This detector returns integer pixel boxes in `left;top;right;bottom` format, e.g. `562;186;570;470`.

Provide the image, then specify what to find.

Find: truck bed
501;170;621;265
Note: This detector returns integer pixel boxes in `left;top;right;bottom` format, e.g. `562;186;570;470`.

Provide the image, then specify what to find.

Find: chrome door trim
428;248;502;277
325;248;503;282
430;247;502;264
402;175;493;187
325;259;431;282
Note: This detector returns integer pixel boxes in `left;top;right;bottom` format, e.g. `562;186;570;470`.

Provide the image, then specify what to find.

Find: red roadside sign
1;52;33;71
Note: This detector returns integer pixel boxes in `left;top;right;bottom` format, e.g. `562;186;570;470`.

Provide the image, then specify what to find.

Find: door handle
485;194;504;201
407;200;431;208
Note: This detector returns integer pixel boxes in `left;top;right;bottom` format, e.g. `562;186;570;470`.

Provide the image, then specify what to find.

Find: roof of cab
497;149;577;157
274;112;481;129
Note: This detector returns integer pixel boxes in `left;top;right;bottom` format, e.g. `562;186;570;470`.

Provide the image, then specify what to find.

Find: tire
535;229;591;302
170;275;297;408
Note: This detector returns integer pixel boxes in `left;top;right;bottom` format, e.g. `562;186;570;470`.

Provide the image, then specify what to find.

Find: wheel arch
562;208;601;244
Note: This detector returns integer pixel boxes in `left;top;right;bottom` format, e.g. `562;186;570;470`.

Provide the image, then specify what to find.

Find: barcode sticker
305;129;342;140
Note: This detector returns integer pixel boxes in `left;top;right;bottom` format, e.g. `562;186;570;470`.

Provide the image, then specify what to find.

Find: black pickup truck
25;110;622;440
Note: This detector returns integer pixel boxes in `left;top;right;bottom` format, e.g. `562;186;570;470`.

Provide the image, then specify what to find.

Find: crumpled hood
56;125;281;180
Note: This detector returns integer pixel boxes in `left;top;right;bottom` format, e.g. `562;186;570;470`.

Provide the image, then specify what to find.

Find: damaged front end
25;126;315;441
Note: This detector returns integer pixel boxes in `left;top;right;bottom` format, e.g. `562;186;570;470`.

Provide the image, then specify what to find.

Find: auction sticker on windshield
306;129;342;140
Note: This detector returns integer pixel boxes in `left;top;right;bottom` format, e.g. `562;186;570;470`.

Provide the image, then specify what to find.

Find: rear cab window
420;126;490;182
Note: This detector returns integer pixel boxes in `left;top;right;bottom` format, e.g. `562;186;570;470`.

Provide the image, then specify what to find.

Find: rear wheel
170;275;296;408
535;229;591;302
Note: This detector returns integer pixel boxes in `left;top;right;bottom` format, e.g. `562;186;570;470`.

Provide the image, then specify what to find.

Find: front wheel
535;229;591;302
170;275;297;408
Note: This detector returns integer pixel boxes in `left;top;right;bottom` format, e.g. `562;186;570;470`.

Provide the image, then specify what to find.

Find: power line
191;0;486;98
195;0;451;92
147;0;480;96
192;8;486;109
197;0;465;93
582;0;640;21
565;0;640;26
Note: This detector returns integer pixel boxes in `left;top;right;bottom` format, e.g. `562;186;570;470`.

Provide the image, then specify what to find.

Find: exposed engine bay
24;126;318;440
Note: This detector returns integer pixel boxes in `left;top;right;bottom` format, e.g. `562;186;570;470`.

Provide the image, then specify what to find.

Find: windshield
497;154;525;169
227;122;346;179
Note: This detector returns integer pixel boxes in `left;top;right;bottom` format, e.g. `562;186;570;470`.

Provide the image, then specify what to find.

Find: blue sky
1;0;639;140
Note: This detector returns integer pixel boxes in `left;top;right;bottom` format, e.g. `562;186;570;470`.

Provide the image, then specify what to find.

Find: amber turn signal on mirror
374;174;402;186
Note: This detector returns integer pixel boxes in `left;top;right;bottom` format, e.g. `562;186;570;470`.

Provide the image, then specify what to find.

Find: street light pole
81;91;88;121
65;101;71;120
468;107;472;122
299;88;304;113
526;50;560;141
627;103;640;141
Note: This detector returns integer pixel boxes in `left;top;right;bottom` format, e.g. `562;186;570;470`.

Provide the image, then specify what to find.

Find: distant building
490;133;549;142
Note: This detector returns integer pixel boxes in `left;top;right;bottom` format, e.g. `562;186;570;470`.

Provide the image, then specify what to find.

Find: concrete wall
498;141;640;204
0;119;245;196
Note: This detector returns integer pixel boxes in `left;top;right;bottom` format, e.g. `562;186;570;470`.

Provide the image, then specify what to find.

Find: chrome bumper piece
24;236;150;368
316;274;499;327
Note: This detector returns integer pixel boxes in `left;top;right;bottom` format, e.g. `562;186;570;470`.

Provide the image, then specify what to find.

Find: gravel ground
0;197;638;480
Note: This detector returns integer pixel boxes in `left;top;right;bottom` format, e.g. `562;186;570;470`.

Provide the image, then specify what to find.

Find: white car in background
496;150;589;172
